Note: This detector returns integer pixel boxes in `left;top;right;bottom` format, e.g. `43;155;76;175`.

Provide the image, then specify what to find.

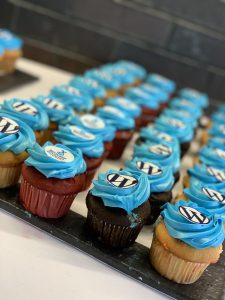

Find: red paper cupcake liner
84;168;98;190
20;177;77;218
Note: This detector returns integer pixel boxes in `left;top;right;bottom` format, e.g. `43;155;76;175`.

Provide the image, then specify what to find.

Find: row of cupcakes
0;29;23;74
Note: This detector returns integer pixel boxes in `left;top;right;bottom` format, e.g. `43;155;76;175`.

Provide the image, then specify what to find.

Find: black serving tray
0;69;38;93
0;185;225;300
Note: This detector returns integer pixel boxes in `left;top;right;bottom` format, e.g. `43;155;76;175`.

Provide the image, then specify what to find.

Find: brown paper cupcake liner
0;164;22;188
86;210;144;248
150;236;209;284
20;177;77;218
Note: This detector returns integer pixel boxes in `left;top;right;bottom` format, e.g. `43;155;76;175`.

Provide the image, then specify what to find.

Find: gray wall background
1;0;225;101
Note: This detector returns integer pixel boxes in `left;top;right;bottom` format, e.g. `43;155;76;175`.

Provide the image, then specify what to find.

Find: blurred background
1;0;225;101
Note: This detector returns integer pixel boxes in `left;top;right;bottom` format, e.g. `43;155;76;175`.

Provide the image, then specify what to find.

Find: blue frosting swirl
0;112;35;154
106;97;141;118
211;111;225;124
69;75;106;98
96;106;134;130
125;87;160;109
101;64;136;85
116;60;147;80
0;29;23;50
50;84;94;112
53;124;104;158
184;181;225;221
2;98;49;131
125;157;174;192
188;164;225;186
25;142;86;179
133;141;180;173
161;108;197;128
199;146;225;169
161;200;225;248
139;83;169;103
66;114;116;142
155;115;194;143
0;44;4;56
170;98;202;119
146;73;176;94
208;137;225;151
91;169;150;214
33;95;75;124
178;88;209;108
208;122;225;139
84;69;121;90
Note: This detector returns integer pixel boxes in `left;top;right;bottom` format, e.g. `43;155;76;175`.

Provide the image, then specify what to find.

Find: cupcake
150;200;224;284
178;88;209;109
170;98;203;121
184;181;225;221
50;84;94;113
20;142;86;218
133;141;180;182
86;169;150;247
125;87;161;126
96;106;134;159
33;95;75;143
53;124;104;189
0;29;23;74
69;75;106;108
155;115;194;157
67;113;116;158
185;163;225;188
139;83;169;111
2;98;49;144
0;112;35;188
125;158;174;224
106;97;142;129
84;69;120;98
101;63;136;93
161;108;197;130
115;60;147;85
146;73;176;96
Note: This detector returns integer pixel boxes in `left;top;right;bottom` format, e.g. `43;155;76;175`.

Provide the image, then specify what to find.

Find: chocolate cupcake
106;97;142;130
67;113;116;158
155;115;194;157
125;158;174;224
133;141;180;183
2;98;49;144
86;169;150;248
53;124;104;189
96;106;134;159
33;95;75;143
50;84;94;113
20;142;86;218
125;87;161;126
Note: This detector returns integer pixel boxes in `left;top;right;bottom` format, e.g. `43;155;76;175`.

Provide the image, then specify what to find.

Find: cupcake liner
107;131;133;160
0;164;22;188
20;176;77;218
181;142;191;158
35;130;44;145
0;49;22;74
42;122;58;144
86;210;144;248
150;236;209;284
84;167;98;190
94;98;105;108
102;141;113;159
105;90;119;98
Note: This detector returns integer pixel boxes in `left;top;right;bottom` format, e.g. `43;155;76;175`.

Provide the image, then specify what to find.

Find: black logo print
149;144;172;156
0;117;19;134
12;101;37;116
44;98;64;110
136;161;162;176
207;167;225;182
179;206;210;224
107;174;138;189
202;188;225;204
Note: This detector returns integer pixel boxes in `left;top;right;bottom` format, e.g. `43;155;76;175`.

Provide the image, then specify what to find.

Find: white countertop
0;59;196;300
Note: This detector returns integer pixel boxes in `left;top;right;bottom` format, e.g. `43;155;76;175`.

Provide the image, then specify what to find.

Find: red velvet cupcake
20;142;86;218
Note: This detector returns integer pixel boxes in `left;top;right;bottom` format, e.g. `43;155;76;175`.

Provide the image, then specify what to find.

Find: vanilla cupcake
150;200;224;284
2;98;49;144
0;112;35;188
